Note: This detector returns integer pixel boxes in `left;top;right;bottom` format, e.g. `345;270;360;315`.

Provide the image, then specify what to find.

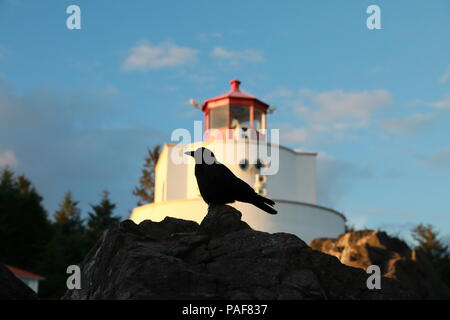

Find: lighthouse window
230;105;250;129
239;159;249;171
254;108;264;129
209;106;229;128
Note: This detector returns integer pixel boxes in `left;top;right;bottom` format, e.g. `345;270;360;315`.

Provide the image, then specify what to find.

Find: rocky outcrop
0;264;38;300
64;205;416;300
310;230;450;299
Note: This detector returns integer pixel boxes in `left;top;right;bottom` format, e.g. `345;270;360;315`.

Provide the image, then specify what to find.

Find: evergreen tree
87;190;120;241
411;224;448;261
54;191;83;233
0;167;51;271
38;191;88;299
411;224;450;287
133;145;161;205
0;167;14;188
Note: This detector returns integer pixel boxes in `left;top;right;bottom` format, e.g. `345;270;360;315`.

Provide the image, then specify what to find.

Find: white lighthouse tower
130;80;345;242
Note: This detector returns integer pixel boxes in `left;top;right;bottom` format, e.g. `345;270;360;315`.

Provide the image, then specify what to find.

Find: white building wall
241;145;317;204
154;147;169;203
166;148;187;201
185;147;201;199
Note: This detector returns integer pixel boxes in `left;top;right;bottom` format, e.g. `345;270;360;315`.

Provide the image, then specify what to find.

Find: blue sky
1;0;449;244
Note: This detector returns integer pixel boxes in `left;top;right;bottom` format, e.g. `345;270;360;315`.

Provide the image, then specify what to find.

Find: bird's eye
239;159;249;171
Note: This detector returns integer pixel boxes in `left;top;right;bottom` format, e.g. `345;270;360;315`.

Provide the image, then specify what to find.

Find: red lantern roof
5;264;45;280
202;79;269;111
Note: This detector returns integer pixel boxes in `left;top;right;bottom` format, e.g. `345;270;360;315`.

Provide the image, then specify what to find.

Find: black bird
185;147;277;215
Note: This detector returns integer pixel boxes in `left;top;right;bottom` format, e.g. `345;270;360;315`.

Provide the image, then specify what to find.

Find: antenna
189;98;202;110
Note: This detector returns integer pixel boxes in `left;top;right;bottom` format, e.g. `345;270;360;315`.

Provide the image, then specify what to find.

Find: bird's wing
205;163;237;188
210;163;255;197
195;163;234;203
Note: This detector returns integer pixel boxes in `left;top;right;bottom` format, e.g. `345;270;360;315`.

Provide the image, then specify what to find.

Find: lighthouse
130;80;346;242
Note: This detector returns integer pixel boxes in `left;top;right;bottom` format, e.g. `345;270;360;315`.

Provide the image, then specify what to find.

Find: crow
185;147;277;215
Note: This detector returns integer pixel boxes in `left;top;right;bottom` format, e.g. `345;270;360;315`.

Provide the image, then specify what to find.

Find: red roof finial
202;79;269;111
230;79;241;92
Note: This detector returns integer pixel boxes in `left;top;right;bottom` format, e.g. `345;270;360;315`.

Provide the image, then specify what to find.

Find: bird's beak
184;151;195;157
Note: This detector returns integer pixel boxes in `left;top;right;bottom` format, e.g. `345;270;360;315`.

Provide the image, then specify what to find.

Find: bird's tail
252;194;277;215
256;194;275;206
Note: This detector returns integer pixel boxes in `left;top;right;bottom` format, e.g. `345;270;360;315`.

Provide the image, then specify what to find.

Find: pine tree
411;224;448;261
54;191;83;233
39;191;87;298
133;145;161;205
87;190;120;240
411;224;450;287
0;167;51;271
17;174;32;195
0;167;15;189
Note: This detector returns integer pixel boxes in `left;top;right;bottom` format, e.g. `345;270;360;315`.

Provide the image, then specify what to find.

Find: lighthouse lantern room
203;79;267;137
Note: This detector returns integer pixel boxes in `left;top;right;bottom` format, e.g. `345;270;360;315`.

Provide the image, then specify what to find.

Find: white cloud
438;65;450;84
296;89;391;124
122;41;198;71
378;113;435;134
196;32;223;41
429;95;450;109
210;47;265;64
268;88;391;146
280;128;309;144
411;94;450;109
0;150;18;167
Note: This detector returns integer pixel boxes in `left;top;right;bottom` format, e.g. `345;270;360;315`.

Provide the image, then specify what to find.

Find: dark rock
0;264;38;300
198;204;250;237
310;230;450;299
140;216;199;240
64;206;417;300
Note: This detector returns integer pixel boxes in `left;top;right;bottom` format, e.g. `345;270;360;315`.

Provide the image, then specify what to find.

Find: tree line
0;145;161;299
0;168;120;298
